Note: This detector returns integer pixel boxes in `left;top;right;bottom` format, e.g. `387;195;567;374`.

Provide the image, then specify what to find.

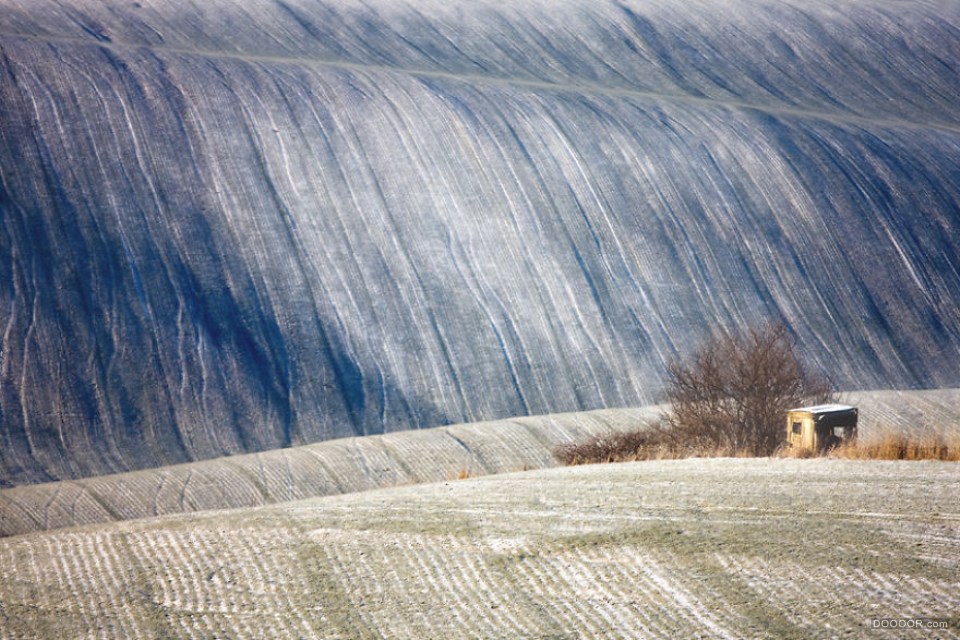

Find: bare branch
660;322;836;455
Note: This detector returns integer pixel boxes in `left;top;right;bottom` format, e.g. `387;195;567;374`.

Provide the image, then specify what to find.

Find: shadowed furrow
2;0;960;486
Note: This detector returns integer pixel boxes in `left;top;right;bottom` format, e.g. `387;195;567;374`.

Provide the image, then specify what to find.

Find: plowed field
2;457;957;638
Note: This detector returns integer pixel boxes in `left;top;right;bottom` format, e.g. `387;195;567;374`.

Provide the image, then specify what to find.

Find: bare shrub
658;323;834;456
553;425;758;465
555;323;835;465
554;429;660;465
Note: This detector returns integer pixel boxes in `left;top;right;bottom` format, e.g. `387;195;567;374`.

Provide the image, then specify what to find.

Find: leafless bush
554;429;660;465
554;426;761;465
658;323;834;456
555;324;834;465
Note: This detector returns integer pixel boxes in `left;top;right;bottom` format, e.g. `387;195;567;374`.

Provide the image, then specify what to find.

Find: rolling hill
3;0;960;486
0;406;655;537
1;456;958;638
2;388;958;538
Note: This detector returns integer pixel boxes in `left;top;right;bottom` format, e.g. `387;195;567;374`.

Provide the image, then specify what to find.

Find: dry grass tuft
828;434;960;461
776;445;817;459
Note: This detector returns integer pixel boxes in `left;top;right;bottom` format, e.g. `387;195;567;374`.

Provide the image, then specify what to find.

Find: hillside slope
0;406;655;537
1;457;958;639
3;0;960;485
2;389;959;537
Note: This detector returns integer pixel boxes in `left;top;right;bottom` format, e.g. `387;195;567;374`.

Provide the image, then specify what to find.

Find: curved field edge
0;406;659;537
3;0;960;487
2;388;959;538
1;457;958;639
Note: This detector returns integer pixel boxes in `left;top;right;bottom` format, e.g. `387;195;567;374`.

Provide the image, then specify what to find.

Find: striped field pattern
3;390;959;537
3;0;960;486
0;407;657;537
1;457;958;638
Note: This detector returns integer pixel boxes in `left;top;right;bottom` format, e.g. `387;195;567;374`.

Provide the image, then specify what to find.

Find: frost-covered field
1;457;958;639
3;0;960;486
3;389;959;537
0;407;656;537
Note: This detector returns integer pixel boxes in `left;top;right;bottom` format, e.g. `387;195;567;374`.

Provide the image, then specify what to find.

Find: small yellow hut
786;404;858;452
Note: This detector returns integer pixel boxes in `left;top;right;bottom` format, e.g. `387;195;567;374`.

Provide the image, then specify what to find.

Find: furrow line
2;30;959;136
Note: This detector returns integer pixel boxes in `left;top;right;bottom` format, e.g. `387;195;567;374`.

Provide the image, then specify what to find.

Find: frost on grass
1;458;958;639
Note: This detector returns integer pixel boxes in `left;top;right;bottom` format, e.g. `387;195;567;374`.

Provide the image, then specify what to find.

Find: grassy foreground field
2;457;958;639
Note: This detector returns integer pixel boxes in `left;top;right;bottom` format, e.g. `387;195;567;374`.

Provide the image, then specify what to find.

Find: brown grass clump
829;434;960;461
448;467;477;480
776;445;817;459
